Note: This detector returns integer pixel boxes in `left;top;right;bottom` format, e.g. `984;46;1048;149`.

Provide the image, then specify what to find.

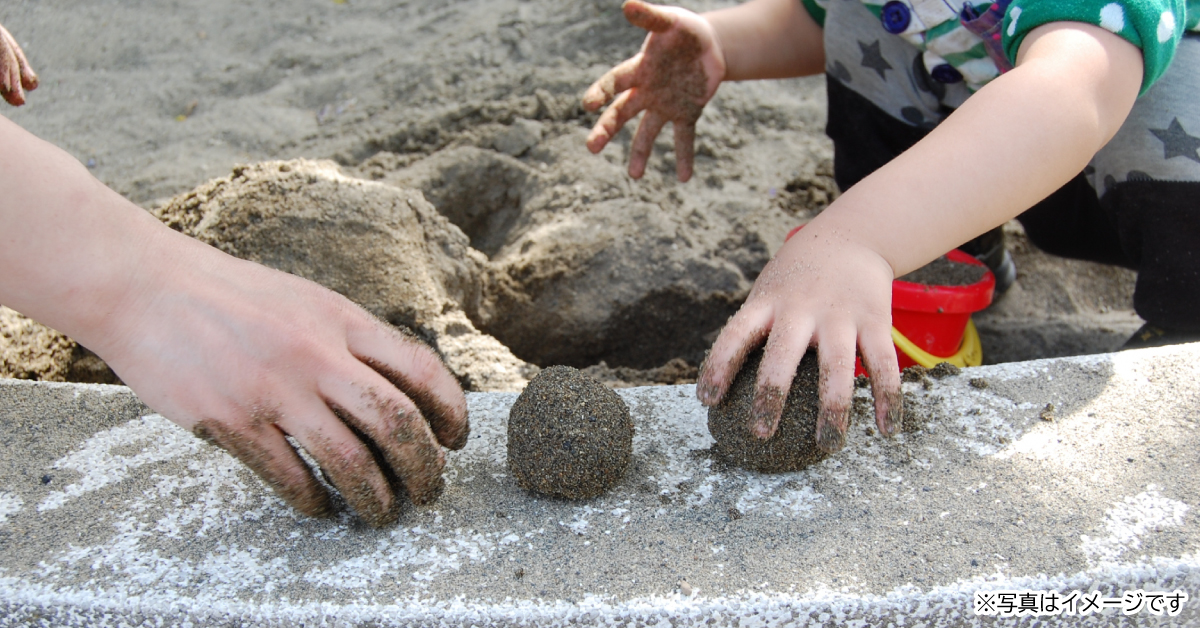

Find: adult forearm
704;0;824;81
811;22;1143;276
0;114;165;351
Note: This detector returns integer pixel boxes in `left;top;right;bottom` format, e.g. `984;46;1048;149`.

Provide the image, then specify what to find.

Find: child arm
583;0;824;181
0;115;469;527
705;0;824;81
697;21;1143;451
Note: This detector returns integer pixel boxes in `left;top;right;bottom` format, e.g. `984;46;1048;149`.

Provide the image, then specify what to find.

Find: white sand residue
38;414;204;512
0;492;22;524
1081;485;1190;566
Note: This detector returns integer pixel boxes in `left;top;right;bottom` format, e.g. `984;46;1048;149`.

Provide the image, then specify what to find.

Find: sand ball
707;349;829;473
507;366;633;499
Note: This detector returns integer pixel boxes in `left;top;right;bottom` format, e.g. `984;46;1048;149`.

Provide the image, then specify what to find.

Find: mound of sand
153;158;538;392
0;307;118;385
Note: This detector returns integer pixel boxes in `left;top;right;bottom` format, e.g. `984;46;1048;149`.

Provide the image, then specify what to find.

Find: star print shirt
802;0;1200;94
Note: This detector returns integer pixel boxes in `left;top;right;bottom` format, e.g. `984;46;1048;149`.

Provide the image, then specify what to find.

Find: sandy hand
0;23;37;106
695;224;903;453
100;237;469;528
583;0;725;182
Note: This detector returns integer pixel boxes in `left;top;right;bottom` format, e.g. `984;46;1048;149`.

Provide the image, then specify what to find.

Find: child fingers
749;322;816;439
191;414;333;521
697;304;772;406
815;329;857;453
858;326;902;437
283;401;401;528
346;319;469;451
582;55;640;112
628;110;667;179
586;89;646;154
321;369;449;508
623;0;676;34
673;122;696;182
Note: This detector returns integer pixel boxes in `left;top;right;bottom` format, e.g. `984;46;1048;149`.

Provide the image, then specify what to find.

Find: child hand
696;224;903;452
0;23;37;106
97;235;469;528
582;0;725;182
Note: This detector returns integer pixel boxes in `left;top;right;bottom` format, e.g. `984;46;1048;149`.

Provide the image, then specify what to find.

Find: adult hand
696;222;902;453
93;231;470;528
582;0;725;182
0;112;468;528
0;22;37;106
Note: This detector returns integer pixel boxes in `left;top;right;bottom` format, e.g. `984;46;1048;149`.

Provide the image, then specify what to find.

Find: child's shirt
802;0;1200;94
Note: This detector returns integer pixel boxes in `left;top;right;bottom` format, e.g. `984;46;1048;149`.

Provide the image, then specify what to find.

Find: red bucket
784;225;995;374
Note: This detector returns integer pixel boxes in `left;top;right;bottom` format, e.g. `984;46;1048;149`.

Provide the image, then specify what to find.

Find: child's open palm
583;0;725;182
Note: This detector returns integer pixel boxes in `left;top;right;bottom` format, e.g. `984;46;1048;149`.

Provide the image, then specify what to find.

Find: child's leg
1018;34;1200;341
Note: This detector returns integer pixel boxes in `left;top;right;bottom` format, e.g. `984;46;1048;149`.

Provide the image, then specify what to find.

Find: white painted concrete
1;346;1198;626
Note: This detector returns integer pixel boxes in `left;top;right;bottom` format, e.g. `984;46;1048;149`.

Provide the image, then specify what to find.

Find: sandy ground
0;345;1198;625
0;0;1144;389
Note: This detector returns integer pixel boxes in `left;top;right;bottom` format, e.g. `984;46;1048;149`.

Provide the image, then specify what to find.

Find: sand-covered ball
707;349;829;473
507;366;633;499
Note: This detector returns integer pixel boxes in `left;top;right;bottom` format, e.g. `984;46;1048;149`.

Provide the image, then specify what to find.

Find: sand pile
0;307;118;385
152;158;537;392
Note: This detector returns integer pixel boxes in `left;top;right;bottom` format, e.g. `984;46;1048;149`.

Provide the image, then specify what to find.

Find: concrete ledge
2;347;1199;626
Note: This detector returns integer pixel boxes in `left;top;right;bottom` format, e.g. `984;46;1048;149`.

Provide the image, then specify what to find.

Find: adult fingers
3;27;36;92
191;413;333;520
17;46;36;91
815;328;858;453
346;320;469;451
0;29;22;106
586;89;647;154
749;319;816;439
697;303;772;406
321;367;448;507
628;110;667;179
0;50;21;106
582;55;641;112
283;398;400;528
859;324;902;438
673;121;696;182
623;0;676;33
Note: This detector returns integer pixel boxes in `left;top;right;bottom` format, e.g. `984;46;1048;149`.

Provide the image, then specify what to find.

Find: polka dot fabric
801;0;1199;95
1002;0;1197;94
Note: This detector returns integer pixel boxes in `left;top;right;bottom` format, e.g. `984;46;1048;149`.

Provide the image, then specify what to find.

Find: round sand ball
507;366;633;499
707;348;829;473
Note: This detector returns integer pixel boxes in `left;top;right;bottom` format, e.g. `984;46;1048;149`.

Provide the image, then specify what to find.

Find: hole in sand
376;142;757;372
416;152;530;259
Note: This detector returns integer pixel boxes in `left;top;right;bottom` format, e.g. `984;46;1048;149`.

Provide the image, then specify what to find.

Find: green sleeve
1001;0;1188;94
801;0;827;28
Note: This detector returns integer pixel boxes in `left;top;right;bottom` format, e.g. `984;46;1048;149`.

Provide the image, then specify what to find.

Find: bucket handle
891;318;983;369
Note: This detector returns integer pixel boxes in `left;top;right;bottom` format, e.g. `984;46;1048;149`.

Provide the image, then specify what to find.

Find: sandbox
1;345;1197;626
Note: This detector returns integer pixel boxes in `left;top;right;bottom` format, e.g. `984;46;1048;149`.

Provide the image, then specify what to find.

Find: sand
897;255;988;287
0;0;1146;388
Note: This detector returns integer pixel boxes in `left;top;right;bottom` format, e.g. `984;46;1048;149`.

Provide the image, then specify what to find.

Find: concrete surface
1;345;1199;626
